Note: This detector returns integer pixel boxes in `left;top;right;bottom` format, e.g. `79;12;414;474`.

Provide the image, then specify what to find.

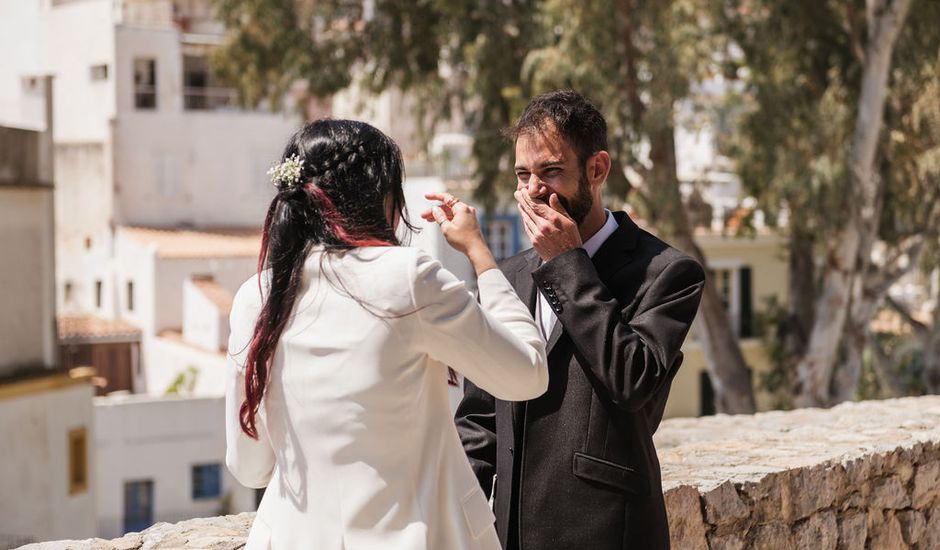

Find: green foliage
721;0;940;257
755;295;793;409
165;366;199;396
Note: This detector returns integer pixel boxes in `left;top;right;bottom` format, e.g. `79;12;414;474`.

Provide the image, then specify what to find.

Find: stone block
703;481;750;531
912;461;940;508
664;485;708;550
707;532;745;550
869;510;908;550
784;464;842;520
793;510;837;550
838;511;868;550
750;522;795;550
871;475;911;509
841;491;865;510
896;450;915;485
898;510;926;545
920;506;940;550
740;474;784;525
844;456;872;486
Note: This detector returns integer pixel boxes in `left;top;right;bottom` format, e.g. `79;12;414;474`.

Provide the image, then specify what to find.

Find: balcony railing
183;87;238;111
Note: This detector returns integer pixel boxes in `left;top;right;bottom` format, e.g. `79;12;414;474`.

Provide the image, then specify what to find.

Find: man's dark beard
552;172;593;225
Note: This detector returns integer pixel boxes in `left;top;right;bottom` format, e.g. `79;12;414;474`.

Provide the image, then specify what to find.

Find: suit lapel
513;250;540;315
506;250;540;432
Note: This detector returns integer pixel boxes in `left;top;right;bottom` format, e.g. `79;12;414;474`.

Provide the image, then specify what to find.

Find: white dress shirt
536;210;619;339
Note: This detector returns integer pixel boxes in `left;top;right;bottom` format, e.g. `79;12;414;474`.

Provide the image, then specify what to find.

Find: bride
225;119;547;549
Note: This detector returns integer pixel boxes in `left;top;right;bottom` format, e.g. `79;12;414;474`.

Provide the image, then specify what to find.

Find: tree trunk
924;329;940;394
647;126;756;414
792;0;912;407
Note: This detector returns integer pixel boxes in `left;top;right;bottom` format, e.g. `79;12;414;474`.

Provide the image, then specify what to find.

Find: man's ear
588;151;612;187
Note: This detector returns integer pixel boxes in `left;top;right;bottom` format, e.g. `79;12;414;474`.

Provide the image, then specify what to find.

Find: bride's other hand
421;193;497;276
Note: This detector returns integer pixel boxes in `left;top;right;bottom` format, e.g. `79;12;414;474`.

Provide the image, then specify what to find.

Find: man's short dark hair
505;89;608;165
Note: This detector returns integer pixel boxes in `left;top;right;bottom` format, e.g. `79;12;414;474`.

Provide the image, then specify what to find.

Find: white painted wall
153;256;256;334
94;394;256;539
0;188;57;374
143;335;228;397
0;0;44;129
0;382;96;544
113;232;158;333
38;0;117;143
111;26;296;228
182;278;228;353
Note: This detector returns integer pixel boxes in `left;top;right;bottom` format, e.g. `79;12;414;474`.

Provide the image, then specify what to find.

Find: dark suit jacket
455;211;705;550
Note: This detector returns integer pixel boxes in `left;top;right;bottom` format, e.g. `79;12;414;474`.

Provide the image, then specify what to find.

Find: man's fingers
518;204;538;238
548;193;569;217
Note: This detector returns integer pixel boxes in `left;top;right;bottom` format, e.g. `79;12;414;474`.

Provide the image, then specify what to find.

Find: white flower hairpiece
268;154;304;188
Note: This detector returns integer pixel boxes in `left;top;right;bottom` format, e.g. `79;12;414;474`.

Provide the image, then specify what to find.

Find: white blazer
226;246;548;550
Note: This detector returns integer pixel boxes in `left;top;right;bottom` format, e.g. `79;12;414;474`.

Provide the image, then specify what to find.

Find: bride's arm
224;280;276;488
412;251;548;401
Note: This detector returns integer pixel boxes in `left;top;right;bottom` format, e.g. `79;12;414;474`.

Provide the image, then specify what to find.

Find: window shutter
739;266;753;338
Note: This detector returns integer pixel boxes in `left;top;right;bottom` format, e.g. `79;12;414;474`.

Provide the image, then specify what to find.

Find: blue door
124;479;154;533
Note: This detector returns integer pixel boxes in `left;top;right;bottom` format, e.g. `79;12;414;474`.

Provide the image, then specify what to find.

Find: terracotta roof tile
120;226;262;259
190;276;234;314
58;314;141;342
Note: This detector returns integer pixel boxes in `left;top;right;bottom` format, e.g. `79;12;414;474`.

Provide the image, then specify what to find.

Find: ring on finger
445;197;459;208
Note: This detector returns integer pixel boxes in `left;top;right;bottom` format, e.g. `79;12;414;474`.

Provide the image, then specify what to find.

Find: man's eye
516;173;530;180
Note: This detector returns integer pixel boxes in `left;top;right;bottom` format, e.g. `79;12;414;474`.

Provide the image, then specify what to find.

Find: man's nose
527;178;548;198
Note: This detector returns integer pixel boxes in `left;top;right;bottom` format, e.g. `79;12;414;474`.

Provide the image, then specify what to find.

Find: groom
456;90;705;549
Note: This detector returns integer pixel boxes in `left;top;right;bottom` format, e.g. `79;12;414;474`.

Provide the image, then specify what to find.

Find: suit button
509;446;514;455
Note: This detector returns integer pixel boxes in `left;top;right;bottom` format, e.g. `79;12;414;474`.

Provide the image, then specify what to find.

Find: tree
723;0;939;406
212;0;804;414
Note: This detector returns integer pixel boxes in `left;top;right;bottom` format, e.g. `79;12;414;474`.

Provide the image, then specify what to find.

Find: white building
0;83;97;546
0;0;298;319
94;393;256;539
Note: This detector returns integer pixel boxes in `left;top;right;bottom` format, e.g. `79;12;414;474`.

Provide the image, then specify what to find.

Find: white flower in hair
268;154;304;188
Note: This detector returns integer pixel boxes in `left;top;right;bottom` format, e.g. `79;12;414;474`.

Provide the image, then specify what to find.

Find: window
707;265;755;339
68;427;88;495
124;480;154;533
483;215;519;261
192;463;222;499
127;281;135;312
90;64;108;82
182;54;235;111
133;58;157;109
95;280;103;309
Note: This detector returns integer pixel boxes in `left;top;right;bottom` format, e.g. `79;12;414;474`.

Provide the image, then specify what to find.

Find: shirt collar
581;209;619;258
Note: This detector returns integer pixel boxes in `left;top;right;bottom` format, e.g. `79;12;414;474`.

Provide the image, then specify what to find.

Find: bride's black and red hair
239;119;414;438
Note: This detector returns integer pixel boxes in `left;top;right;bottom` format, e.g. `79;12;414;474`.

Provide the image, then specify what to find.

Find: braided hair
240;119;415;439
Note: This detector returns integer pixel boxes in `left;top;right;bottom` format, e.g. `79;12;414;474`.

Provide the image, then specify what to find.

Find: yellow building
663;229;789;419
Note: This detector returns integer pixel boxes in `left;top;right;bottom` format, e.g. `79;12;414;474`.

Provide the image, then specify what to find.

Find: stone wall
657;396;940;549
22;396;940;550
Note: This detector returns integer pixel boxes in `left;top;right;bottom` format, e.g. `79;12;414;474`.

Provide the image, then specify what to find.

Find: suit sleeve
224;280;277;488
412;251;548;401
454;377;498;497
533;248;705;412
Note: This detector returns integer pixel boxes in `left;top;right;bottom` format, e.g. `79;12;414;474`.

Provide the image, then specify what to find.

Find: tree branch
885;295;928;336
846;0;867;64
617;0;646;125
